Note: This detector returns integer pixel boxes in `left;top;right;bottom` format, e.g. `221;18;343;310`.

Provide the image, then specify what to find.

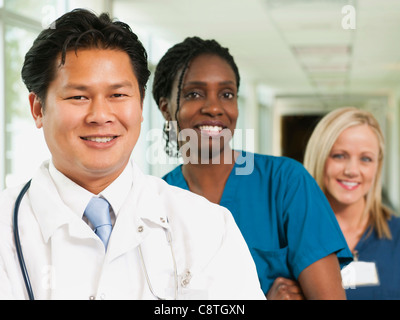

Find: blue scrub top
163;151;352;294
345;216;400;300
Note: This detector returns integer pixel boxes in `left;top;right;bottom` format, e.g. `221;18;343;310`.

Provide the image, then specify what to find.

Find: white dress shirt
0;159;265;300
48;160;132;228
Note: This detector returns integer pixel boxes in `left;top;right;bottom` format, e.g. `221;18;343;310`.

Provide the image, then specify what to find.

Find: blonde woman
304;107;400;299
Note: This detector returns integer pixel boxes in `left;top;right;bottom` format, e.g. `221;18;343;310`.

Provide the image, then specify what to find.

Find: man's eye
68;96;86;100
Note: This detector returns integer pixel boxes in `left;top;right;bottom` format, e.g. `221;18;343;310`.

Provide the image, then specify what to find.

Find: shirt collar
48;160;132;219
100;163;132;216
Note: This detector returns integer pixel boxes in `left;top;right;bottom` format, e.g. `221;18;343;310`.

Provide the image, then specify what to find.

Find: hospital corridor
0;0;400;301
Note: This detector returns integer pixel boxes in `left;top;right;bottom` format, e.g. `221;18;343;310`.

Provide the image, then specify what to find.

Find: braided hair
152;36;240;156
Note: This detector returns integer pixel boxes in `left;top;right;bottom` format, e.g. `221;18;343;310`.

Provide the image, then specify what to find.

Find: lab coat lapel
49;225;105;299
28;163;105;298
106;163;170;262
29;162;96;243
105;187;142;262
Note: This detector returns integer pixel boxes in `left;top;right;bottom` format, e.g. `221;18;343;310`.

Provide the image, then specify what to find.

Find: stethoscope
13;179;179;300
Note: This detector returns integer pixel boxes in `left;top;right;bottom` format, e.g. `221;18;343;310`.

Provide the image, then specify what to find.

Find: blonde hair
304;107;392;239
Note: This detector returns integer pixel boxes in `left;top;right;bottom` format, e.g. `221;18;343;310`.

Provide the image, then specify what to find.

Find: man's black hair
21;8;150;106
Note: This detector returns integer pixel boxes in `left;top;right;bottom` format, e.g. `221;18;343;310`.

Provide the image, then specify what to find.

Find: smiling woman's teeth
83;137;114;143
340;181;359;187
199;125;223;132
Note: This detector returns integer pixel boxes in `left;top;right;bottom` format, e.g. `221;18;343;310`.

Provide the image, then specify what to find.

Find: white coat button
137;226;144;233
99;293;106;300
89;295;96;300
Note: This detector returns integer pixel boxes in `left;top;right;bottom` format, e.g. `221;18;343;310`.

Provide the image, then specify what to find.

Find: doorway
281;115;323;164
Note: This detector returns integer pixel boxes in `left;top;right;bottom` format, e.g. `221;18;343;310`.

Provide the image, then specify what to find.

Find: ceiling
113;0;400;99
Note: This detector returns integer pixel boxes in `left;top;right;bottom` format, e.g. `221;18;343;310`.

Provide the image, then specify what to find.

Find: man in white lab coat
0;9;264;300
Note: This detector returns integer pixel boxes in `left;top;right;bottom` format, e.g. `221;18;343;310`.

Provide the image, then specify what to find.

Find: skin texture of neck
181;149;238;204
329;196;369;252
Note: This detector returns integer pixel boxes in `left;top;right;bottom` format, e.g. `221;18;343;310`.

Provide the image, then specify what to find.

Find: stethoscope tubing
13;179;34;300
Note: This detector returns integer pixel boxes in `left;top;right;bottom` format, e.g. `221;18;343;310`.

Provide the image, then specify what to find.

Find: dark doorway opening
281;114;323;164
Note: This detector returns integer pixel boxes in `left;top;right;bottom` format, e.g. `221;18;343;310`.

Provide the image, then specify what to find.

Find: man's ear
29;92;44;129
159;97;172;121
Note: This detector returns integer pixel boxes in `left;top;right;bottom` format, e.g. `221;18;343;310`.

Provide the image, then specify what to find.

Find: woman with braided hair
152;36;352;299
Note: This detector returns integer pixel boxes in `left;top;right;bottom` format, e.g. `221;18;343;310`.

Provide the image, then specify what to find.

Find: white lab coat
0;160;264;300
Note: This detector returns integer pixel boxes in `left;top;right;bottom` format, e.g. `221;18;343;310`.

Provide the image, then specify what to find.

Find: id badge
341;261;380;289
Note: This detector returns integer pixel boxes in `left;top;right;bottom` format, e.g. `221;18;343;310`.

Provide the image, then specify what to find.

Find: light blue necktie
84;197;112;250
